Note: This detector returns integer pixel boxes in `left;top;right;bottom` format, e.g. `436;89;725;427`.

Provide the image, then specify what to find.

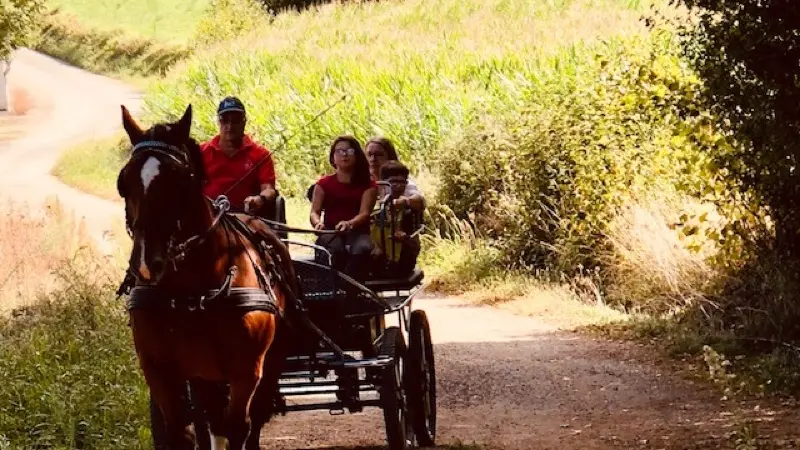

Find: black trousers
315;231;374;281
374;237;420;279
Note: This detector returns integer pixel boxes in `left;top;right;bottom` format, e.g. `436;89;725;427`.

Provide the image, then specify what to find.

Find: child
370;160;423;277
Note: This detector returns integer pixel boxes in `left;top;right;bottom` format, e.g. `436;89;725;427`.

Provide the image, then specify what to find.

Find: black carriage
148;189;437;450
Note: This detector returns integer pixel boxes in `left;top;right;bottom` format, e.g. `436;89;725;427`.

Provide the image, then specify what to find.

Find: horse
115;104;300;450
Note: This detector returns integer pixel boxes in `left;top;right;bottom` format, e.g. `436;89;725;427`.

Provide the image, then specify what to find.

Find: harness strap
224;214;273;289
127;286;280;315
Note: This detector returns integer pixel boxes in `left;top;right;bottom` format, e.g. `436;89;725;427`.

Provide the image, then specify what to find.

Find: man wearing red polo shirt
200;96;278;215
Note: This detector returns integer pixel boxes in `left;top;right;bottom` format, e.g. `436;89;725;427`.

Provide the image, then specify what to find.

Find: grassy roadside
31;10;190;85
48;0;209;43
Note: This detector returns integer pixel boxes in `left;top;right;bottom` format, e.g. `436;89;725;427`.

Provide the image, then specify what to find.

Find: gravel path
4;49;800;450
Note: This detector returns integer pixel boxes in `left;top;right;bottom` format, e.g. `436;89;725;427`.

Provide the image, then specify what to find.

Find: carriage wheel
378;326;411;450
405;310;437;447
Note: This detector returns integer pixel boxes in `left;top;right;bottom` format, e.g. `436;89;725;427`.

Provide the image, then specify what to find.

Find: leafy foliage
191;0;268;47
673;0;800;258
437;31;724;280
260;0;329;14
0;0;46;60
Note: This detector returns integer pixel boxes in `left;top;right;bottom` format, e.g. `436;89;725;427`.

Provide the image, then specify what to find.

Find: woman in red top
309;135;378;281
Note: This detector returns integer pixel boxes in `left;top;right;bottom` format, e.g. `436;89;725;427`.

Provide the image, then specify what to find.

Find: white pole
0;59;8;112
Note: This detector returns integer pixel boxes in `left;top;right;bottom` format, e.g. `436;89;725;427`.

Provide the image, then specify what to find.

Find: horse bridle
118;140;232;293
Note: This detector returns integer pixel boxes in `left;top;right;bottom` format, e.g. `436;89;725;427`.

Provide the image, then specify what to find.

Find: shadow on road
263;334;792;450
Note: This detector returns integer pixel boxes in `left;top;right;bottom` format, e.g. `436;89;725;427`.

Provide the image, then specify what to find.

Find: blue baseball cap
217;96;246;116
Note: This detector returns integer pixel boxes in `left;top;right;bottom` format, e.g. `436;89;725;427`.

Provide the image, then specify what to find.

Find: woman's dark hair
329;135;371;187
366;136;399;161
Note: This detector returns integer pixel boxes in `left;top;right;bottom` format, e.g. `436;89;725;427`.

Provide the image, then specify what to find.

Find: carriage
146;184;437;450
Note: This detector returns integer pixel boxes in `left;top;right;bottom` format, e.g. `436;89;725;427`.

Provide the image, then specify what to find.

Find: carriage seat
365;268;424;292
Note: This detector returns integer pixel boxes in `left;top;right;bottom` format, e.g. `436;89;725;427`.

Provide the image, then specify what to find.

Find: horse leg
245;351;286;450
225;373;261;450
145;368;197;450
191;379;230;450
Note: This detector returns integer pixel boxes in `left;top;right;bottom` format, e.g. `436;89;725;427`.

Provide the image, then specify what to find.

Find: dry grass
0;198;103;314
602;191;723;314
458;273;630;330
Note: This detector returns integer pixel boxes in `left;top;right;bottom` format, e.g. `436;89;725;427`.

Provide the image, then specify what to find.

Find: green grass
50;0;209;43
142;0;666;196
31;0;211;81
0;251;150;450
51;135;129;201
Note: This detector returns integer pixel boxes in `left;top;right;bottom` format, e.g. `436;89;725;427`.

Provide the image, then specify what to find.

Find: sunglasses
335;147;356;156
218;114;245;125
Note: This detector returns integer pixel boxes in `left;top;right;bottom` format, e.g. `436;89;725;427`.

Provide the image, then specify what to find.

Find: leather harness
117;139;287;318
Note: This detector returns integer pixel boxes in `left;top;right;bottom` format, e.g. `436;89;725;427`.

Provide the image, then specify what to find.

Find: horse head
116;104;207;284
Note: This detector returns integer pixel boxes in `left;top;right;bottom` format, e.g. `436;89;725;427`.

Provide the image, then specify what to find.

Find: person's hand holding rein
335;220;354;233
243;195;265;214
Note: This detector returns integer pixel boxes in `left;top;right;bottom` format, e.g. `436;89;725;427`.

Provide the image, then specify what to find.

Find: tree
672;0;800;257
0;0;47;60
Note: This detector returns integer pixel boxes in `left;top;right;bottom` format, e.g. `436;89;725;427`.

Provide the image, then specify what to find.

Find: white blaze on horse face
140;156;161;194
138;238;151;281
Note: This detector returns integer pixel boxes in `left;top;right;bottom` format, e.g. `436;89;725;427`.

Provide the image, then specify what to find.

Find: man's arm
259;182;277;201
257;149;277;199
244;148;278;214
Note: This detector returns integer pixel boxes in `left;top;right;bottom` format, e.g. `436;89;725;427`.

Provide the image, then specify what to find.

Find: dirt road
4;49;800;450
0;49;139;252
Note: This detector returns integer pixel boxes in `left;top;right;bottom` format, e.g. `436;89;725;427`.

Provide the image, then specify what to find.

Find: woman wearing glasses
309;135;377;281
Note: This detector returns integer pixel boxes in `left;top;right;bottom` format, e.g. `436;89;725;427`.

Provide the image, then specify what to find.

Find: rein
167;195;231;265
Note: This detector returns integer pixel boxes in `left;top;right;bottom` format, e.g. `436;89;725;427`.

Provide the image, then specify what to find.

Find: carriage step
282;399;381;413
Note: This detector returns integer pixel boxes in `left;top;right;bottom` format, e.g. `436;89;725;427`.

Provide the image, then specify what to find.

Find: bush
260;0;330;14
191;0;269;47
0;0;45;60
0;255;149;450
674;0;800;259
438;31;721;277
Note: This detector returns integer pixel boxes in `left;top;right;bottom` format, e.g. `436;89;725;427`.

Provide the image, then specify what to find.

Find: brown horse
116;104;299;450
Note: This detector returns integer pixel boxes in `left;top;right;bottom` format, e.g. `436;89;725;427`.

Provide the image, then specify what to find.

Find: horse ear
175;104;193;140
121;105;143;143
